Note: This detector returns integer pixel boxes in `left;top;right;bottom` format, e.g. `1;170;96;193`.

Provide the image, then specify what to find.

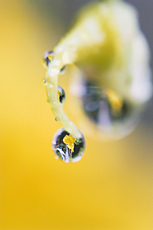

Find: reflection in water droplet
58;86;66;104
52;128;85;163
82;80;132;126
42;50;54;68
85;101;99;112
60;66;66;75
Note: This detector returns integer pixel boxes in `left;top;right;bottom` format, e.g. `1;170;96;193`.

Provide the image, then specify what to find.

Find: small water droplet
43;78;46;84
42;50;54;68
58;86;66;104
55;117;60;122
52;128;85;163
60;66;66;75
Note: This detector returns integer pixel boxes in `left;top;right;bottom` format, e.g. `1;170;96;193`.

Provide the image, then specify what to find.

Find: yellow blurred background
0;1;153;230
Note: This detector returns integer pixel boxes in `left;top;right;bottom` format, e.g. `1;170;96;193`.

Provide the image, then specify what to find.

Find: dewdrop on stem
58;86;66;104
52;128;85;163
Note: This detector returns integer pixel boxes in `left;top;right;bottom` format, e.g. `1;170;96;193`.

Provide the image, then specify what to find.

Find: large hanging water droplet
80;79;138;139
82;80;131;124
58;86;66;104
52;128;85;163
42;50;54;68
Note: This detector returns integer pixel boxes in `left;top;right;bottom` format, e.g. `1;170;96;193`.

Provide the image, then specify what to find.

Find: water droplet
60;66;66;75
42;50;54;68
43;78;46;84
52;128;85;163
55;117;60;122
58;86;66;104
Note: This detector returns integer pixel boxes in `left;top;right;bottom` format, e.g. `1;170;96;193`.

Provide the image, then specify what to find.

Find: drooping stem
44;3;108;138
45;47;82;138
